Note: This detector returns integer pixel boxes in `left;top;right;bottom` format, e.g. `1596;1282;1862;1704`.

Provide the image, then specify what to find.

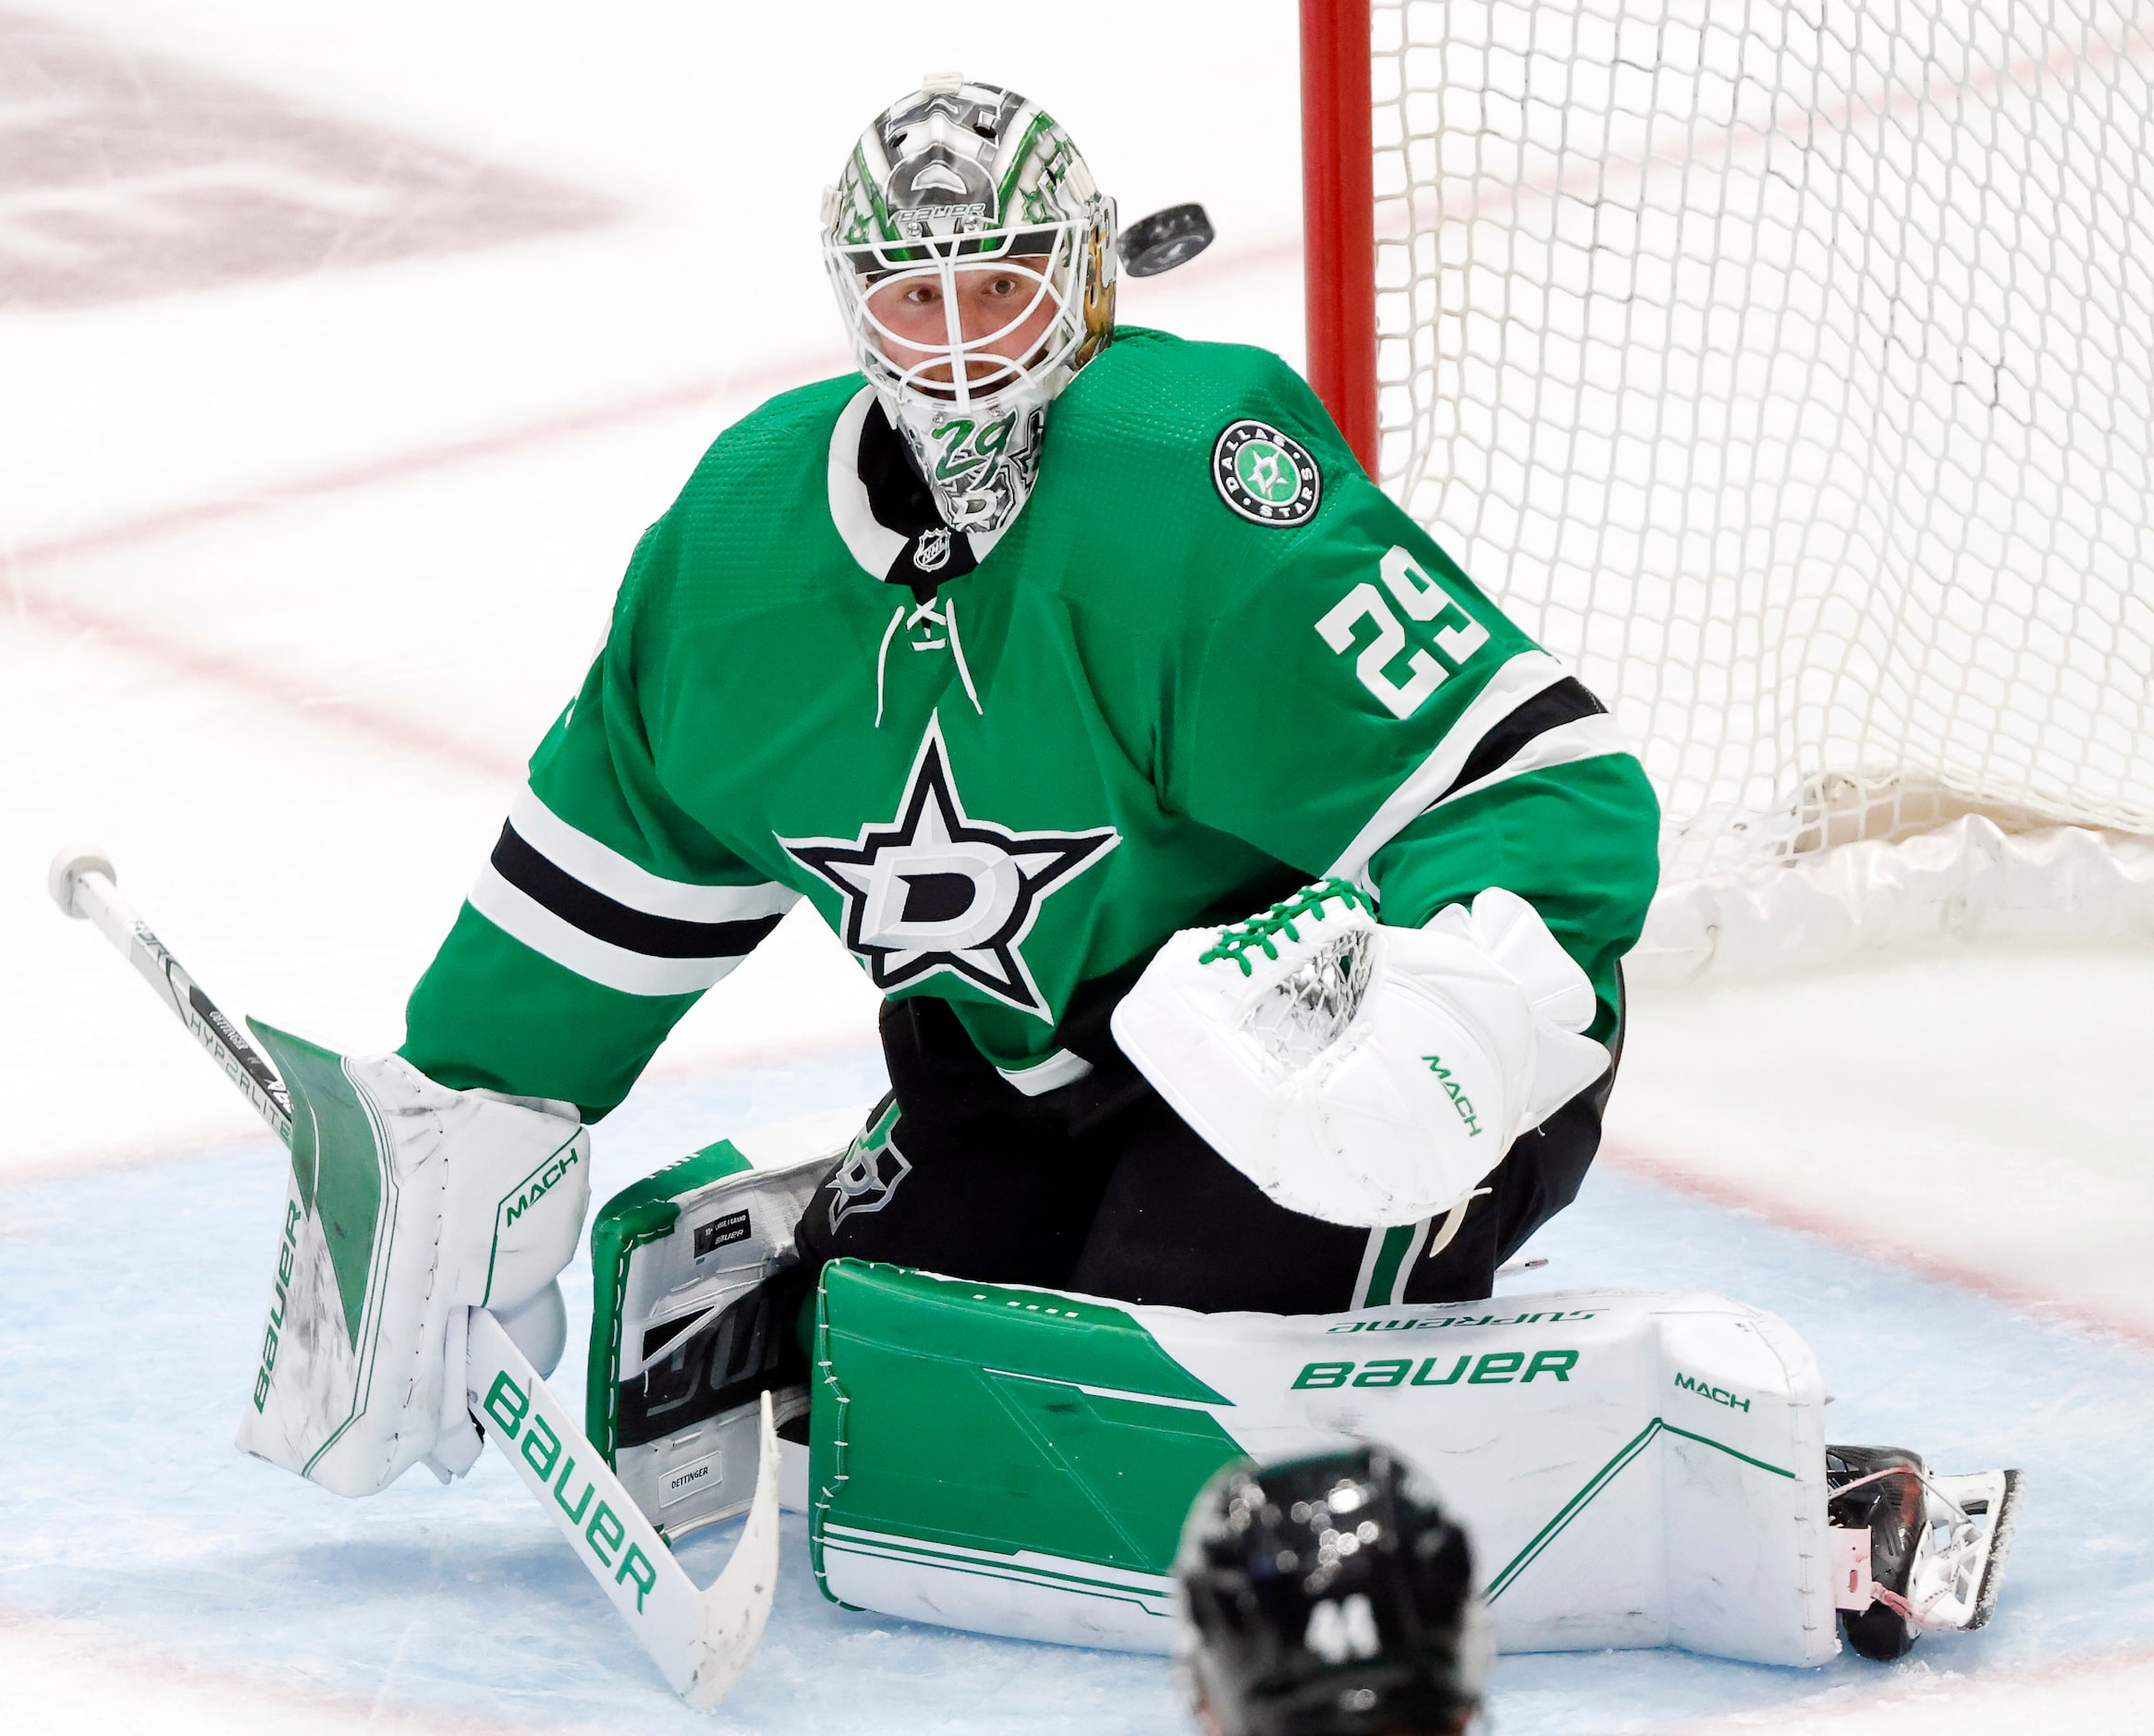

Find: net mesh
1370;0;2154;886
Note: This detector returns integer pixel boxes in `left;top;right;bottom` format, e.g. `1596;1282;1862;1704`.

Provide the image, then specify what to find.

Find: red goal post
1300;0;1380;476
1297;0;2154;974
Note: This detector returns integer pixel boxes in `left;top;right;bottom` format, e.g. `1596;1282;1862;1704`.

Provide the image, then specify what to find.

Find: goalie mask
823;75;1117;533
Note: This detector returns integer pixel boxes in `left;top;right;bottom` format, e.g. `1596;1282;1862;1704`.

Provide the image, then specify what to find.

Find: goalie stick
46;845;782;1710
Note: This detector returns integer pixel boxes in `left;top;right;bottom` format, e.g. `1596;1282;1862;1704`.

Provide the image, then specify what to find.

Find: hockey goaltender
222;75;2023;1724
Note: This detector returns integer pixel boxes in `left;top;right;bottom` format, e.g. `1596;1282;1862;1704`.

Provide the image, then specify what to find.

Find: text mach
1422;1054;1482;1137
503;1146;581;1229
1674;1372;1751;1412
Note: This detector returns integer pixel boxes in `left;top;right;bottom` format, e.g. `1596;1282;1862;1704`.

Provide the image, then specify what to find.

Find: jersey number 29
1316;546;1492;719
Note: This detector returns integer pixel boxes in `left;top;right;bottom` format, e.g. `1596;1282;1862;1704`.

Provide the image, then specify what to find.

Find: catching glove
1111;882;1607;1228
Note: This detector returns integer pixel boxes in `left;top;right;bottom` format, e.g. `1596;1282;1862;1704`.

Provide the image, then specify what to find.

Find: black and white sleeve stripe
468;788;799;996
1327;649;1633;890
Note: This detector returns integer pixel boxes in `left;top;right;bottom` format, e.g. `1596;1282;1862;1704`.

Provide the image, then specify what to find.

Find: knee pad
588;1105;863;1538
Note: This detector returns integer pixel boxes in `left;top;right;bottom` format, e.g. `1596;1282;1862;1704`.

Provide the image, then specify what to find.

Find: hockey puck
1120;203;1216;277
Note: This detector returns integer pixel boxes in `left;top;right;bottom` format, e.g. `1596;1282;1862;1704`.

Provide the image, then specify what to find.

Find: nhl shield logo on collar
913;527;953;572
1213;419;1321;526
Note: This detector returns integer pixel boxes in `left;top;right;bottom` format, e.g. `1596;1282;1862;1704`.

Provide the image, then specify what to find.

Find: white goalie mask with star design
823;75;1117;534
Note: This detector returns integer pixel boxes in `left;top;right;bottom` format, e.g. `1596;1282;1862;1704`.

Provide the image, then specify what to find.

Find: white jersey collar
826;385;1012;581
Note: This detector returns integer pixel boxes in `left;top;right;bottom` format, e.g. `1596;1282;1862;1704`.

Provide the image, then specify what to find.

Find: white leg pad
812;1273;1840;1667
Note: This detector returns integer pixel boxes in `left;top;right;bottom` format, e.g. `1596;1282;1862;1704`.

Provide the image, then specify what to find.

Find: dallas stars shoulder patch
777;715;1120;1020
1213;419;1321;526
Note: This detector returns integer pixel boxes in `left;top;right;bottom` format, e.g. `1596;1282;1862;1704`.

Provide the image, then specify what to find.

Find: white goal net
1368;0;2154;896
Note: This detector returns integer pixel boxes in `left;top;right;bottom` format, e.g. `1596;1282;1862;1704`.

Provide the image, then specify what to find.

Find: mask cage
825;216;1094;411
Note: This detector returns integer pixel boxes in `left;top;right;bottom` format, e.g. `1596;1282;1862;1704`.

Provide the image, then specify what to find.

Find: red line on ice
6;362;833;572
1659;1637;2154;1730
0;229;1290;779
18;1081;2154;1355
1602;1140;2154;1353
6;584;520;782
0;1601;560;1732
0;1031;883;1186
1;352;844;779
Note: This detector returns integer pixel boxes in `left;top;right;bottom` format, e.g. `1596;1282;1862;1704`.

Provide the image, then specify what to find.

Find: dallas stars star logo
778;715;1120;1018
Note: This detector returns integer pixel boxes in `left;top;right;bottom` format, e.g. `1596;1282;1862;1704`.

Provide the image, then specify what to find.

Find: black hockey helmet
1173;1445;1487;1736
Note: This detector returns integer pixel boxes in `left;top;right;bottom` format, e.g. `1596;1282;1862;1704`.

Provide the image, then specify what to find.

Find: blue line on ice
2;1052;2144;1733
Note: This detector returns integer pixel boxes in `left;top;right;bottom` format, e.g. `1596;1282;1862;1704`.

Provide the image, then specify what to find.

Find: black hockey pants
794;965;1622;1315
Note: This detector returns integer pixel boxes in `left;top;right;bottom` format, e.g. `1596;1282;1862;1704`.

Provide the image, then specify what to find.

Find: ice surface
6;2;2153;1728
3;1054;2152;1733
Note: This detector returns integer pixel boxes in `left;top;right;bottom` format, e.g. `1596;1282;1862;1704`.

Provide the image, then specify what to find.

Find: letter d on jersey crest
779;714;1119;1020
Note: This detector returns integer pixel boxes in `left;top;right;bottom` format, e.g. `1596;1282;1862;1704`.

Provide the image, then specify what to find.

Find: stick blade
682;1388;785;1709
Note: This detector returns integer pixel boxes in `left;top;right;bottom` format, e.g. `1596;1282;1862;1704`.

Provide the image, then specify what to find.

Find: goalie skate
1826;1444;2025;1660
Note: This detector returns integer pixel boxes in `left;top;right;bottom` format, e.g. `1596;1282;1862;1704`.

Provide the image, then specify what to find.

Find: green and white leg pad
810;1264;1842;1667
588;1107;864;1537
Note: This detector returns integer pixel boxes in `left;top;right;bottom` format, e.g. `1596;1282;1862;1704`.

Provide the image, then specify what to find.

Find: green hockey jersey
402;329;1659;1119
